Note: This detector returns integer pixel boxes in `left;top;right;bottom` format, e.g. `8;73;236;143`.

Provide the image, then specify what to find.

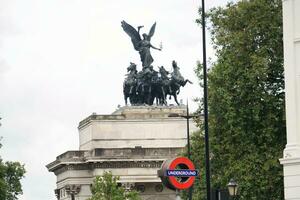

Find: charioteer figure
159;66;172;94
123;62;138;105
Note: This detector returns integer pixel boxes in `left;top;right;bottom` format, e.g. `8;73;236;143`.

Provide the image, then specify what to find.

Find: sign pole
186;100;192;200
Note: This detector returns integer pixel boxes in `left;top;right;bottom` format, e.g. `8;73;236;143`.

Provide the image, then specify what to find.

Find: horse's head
159;67;171;82
172;60;179;70
159;66;168;76
127;62;137;72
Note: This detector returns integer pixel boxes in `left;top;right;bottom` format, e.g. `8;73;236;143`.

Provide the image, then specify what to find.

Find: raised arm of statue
137;26;144;34
150;44;161;51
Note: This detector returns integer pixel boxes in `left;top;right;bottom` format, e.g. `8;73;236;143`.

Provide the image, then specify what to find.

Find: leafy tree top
0;136;26;200
88;171;140;200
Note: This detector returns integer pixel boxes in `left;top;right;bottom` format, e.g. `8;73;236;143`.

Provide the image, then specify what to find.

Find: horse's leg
155;88;160;105
123;85;128;106
169;85;172;93
143;86;147;105
148;92;153;105
182;79;193;87
161;87;165;99
124;95;128;106
169;90;173;100
182;80;188;87
174;94;180;106
129;86;133;94
164;93;169;104
148;86;153;105
162;96;166;106
123;83;127;105
175;82;181;88
161;87;166;105
135;86;137;95
163;95;167;105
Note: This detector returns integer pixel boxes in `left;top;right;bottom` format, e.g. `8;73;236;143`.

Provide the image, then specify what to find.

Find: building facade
47;106;197;200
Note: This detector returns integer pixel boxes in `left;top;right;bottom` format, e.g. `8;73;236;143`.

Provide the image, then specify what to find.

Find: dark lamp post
227;179;238;197
201;0;211;199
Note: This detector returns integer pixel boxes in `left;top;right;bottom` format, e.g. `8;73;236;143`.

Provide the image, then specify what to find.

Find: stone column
280;0;300;199
54;189;60;200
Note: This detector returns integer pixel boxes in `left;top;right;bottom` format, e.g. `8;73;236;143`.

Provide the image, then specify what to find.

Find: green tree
88;171;141;200
190;0;285;199
0;142;26;200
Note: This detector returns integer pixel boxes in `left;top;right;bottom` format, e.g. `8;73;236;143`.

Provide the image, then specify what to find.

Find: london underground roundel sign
158;157;198;190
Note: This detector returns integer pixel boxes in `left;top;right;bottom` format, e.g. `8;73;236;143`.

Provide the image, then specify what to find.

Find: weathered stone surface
78;106;197;150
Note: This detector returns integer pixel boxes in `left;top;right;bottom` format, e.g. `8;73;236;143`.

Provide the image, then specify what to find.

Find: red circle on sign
168;157;196;190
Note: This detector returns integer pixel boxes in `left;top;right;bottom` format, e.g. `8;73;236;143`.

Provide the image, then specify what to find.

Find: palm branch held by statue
121;20;161;69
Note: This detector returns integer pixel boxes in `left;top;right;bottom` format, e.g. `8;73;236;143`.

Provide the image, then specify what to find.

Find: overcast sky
0;0;230;199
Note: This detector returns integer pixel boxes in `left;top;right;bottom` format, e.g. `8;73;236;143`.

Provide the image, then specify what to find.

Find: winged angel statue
121;21;161;69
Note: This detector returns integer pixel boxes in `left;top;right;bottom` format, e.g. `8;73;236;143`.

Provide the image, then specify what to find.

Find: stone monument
47;21;196;200
47;106;198;200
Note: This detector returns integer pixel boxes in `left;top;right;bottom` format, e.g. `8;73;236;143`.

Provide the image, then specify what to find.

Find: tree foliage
88;171;141;200
191;0;285;199
0;142;26;200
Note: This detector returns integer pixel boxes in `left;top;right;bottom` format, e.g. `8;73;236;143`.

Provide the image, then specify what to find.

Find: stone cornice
78;105;188;129
78;113;126;128
46;147;183;171
280;157;300;165
53;160;164;175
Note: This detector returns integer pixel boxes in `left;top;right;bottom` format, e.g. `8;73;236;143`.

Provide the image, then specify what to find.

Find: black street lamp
227;179;238;199
200;0;211;199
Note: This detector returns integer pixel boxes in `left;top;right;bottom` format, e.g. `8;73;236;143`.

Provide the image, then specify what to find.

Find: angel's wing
121;20;141;51
147;22;156;41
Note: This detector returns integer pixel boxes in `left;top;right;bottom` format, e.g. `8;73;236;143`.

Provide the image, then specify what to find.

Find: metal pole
187;100;191;158
176;190;182;200
201;0;211;199
186;100;192;200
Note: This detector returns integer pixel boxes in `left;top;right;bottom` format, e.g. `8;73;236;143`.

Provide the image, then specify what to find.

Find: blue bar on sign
166;170;198;177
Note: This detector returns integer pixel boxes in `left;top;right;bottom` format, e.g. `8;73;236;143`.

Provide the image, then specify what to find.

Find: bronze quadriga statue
122;21;192;106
